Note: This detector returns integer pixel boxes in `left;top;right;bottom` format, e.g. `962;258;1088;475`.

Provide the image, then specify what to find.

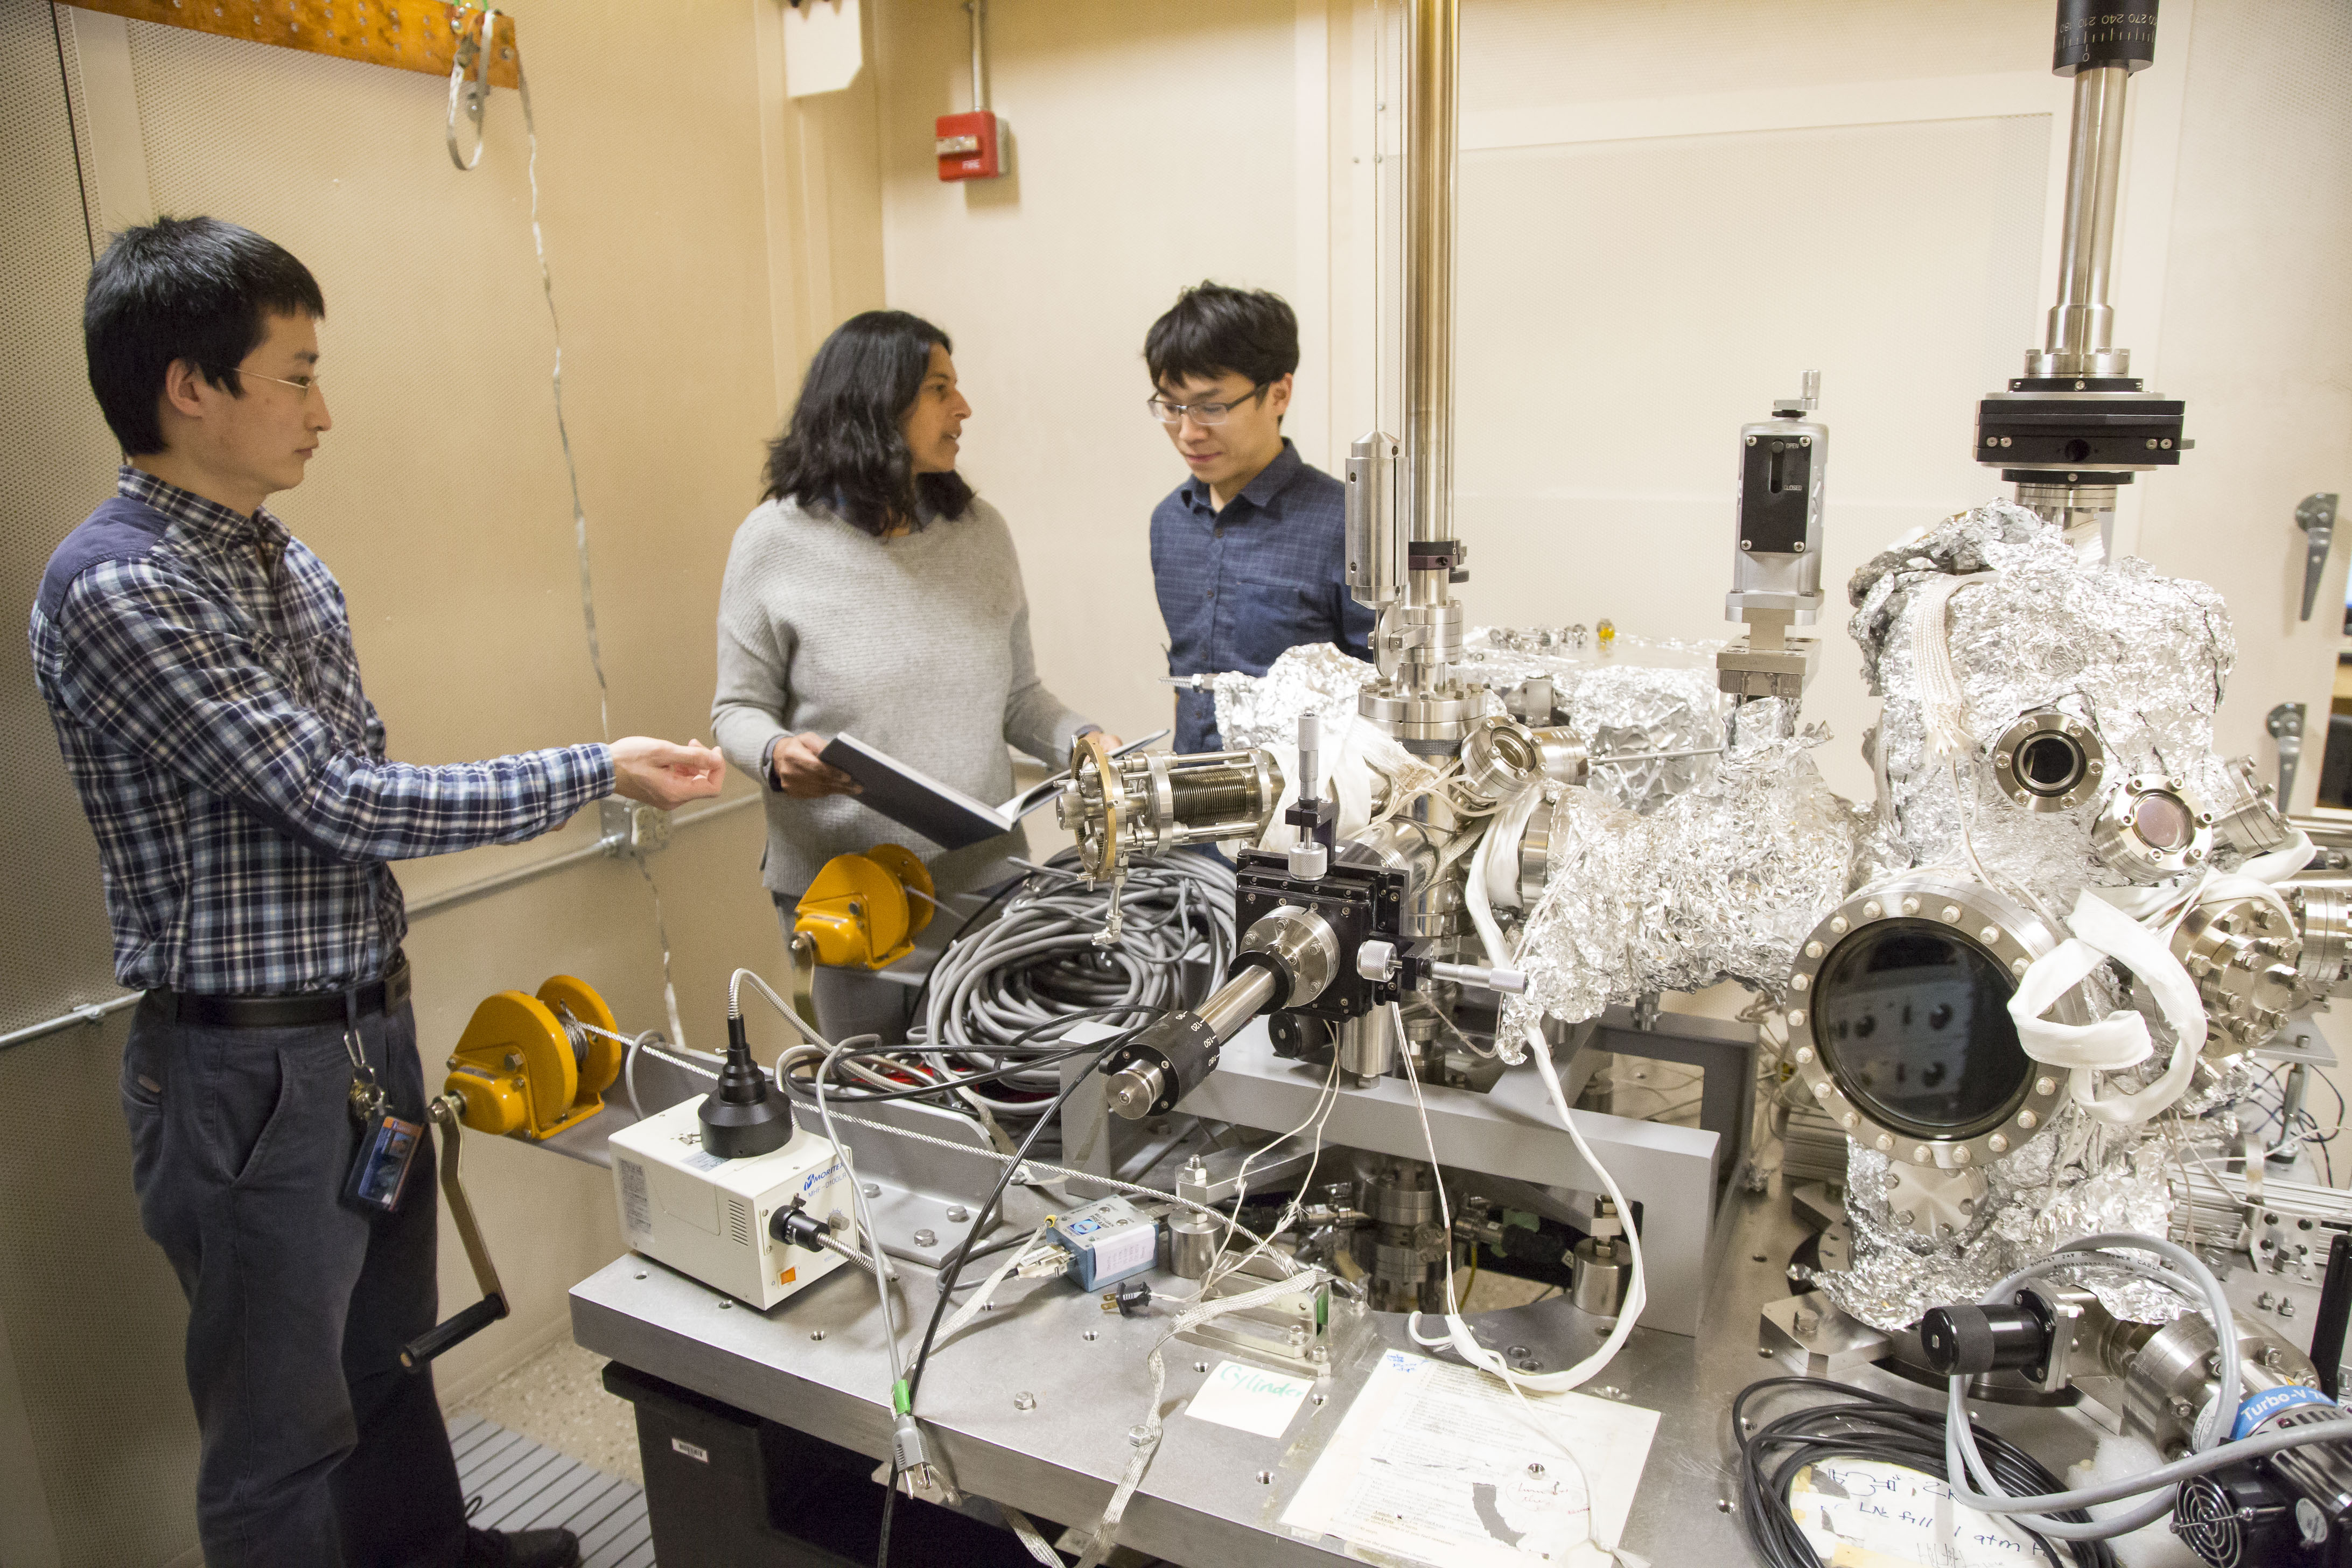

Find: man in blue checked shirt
1144;282;1374;753
30;217;722;1568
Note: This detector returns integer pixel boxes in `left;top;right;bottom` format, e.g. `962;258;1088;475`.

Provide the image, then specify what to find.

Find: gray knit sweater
711;494;1094;895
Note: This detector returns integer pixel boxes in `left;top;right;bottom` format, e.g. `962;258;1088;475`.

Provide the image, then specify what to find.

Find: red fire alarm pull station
937;0;1003;182
935;110;1000;181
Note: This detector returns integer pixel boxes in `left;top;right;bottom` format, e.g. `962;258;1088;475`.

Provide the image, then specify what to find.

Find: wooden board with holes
67;0;520;88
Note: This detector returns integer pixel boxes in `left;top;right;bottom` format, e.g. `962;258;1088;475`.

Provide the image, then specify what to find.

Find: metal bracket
599;799;673;859
2268;702;2308;808
2299;493;2339;622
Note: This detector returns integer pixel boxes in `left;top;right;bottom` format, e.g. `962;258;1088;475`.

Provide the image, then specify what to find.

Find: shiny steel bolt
913;1228;937;1248
1014;1392;1036;1411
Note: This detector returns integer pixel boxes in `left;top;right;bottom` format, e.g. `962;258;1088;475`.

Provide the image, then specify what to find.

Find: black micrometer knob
2054;0;2157;76
1100;1012;1223;1120
1919;1302;2055;1377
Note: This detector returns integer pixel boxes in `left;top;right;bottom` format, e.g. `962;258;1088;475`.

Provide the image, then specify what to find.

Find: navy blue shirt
1150;440;1375;752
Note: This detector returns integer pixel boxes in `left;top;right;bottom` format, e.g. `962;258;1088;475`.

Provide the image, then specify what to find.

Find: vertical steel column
1403;0;1456;556
2036;64;2130;377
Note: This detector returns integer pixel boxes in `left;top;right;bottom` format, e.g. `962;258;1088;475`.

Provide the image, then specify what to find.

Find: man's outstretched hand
612;737;726;809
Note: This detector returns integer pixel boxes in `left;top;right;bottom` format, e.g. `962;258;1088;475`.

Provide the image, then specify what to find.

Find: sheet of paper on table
1185;1360;1317;1438
1279;1348;1659;1566
1787;1459;2046;1567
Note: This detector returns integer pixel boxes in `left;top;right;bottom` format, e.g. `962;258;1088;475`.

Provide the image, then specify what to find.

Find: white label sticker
683;1149;727;1172
616;1159;650;1237
1087;1221;1157;1282
670;1437;709;1464
1186;1360;1314;1438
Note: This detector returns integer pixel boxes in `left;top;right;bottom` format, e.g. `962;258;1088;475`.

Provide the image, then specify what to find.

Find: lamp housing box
610;1097;856;1310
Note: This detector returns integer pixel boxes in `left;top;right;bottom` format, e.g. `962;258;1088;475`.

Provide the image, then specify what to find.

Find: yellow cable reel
442;975;622;1140
793;844;936;970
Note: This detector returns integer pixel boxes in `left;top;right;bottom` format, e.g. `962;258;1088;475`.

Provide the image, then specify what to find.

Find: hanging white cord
1402;1013;1647;1391
447;8;691;1048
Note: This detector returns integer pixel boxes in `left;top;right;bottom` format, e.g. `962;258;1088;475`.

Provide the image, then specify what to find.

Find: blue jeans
121;995;466;1567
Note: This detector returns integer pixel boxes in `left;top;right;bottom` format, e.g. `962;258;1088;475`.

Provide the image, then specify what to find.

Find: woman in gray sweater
711;310;1102;917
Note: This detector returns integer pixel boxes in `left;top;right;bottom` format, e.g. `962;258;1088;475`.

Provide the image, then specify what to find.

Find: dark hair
763;311;975;537
83;216;325;456
1144;281;1299;392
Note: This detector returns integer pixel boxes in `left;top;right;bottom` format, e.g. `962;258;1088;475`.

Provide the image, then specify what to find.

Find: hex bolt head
1128;1424;1151;1446
1014;1391;1037;1411
945;1205;970;1223
913;1228;937;1248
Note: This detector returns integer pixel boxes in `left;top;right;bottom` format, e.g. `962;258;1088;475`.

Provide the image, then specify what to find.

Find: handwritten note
1186;1361;1315;1439
1788;1460;2044;1567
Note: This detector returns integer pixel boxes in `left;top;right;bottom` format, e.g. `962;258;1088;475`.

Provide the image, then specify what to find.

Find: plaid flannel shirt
30;467;613;995
1149;439;1375;752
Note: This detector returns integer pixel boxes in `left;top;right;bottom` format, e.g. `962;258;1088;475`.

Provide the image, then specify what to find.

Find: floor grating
449;1411;653;1568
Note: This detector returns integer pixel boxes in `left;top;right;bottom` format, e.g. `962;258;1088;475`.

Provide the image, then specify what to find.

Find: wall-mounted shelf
67;0;519;88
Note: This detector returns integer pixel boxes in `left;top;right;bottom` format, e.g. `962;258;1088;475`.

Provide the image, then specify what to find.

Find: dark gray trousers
121;994;467;1567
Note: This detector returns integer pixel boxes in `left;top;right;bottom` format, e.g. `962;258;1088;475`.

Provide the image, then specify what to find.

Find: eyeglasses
238;369;325;402
1145;382;1268;428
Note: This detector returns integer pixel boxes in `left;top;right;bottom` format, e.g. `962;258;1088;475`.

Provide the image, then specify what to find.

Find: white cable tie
2008;888;2206;1125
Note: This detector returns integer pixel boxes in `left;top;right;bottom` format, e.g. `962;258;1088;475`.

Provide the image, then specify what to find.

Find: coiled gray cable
907;850;1236;1115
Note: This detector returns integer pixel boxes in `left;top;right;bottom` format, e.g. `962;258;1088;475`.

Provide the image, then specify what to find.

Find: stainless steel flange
1988;706;2104;813
2089;774;2214;883
1786;872;2085;1172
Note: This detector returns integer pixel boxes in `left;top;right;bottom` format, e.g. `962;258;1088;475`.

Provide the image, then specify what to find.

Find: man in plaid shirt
31;217;722;1567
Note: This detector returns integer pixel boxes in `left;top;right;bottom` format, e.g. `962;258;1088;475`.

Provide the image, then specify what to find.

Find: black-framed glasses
1146;382;1269;428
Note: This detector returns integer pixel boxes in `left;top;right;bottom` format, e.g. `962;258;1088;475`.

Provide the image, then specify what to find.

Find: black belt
149;956;411;1029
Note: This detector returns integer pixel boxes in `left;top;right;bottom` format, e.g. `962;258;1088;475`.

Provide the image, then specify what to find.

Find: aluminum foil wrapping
1820;500;2249;1327
1500;724;1866;1028
1212;642;1385;751
1216;632;1725;814
1851;499;2239;893
1819;1055;2258;1331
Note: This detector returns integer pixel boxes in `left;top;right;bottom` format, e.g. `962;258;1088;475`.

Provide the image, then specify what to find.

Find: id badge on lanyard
340;993;420;1214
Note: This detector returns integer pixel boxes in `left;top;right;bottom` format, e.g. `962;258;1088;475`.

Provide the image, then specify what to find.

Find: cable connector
1101;1278;1153;1317
891;1408;937;1494
1013;1244;1073;1279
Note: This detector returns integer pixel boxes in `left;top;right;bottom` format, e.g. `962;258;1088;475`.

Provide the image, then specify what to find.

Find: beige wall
1;2;816;1560
2134;0;2352;814
873;0;2346;808
875;0;1311;743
